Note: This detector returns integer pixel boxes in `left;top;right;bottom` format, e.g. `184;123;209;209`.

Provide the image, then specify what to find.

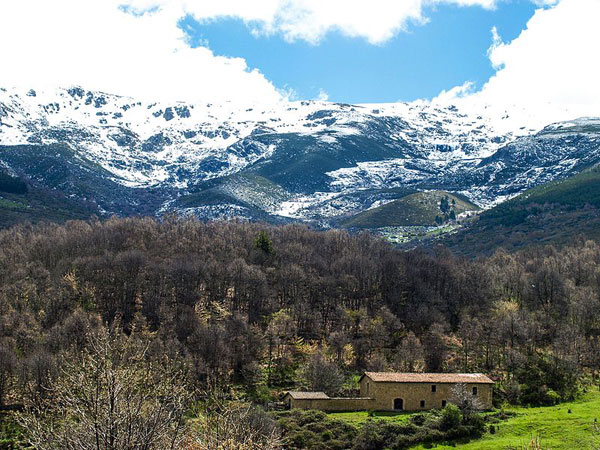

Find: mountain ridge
1;86;599;229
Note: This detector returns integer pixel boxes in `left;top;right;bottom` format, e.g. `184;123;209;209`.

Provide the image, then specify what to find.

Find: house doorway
393;398;404;410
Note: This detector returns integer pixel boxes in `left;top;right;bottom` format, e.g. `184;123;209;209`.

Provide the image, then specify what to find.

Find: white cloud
0;0;587;117
0;0;501;104
435;0;600;127
174;0;499;45
434;81;475;103
316;89;329;101
0;0;283;104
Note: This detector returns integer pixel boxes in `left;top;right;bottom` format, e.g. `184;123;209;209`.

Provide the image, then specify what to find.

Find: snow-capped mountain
0;86;599;226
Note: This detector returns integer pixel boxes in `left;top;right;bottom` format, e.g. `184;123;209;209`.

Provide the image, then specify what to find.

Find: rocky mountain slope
444;164;600;255
1;86;599;227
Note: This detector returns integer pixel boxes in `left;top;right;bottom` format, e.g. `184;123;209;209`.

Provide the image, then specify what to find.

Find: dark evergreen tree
254;230;274;255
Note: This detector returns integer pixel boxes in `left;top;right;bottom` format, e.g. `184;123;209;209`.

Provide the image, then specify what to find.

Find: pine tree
440;195;450;213
254;230;274;255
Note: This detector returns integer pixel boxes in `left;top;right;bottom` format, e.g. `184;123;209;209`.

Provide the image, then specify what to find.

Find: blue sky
179;1;538;103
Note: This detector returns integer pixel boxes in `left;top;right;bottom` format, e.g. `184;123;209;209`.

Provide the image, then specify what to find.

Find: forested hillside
1;218;599;447
0;169;97;227
447;165;600;255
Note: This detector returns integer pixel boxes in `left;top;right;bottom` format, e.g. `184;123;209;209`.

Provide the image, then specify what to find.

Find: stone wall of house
290;397;376;411
359;377;493;411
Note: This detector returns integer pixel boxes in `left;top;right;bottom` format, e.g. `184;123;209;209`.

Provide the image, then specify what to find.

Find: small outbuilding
282;391;376;411
282;391;330;410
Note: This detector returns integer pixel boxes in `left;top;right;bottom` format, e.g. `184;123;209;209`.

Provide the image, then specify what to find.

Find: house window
420;400;425;408
472;386;478;396
441;400;447;407
431;385;436;393
366;382;370;395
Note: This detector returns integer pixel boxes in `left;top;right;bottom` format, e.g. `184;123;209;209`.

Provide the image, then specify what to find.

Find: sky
179;1;539;103
0;0;598;124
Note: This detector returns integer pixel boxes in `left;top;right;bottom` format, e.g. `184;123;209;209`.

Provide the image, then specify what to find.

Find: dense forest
0;173;27;195
0;217;599;448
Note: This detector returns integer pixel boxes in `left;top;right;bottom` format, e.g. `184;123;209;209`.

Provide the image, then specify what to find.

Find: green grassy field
329;390;600;449
328;410;414;425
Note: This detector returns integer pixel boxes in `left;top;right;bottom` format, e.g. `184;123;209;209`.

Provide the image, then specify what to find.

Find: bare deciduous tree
449;383;483;422
192;394;282;450
394;332;424;372
18;326;191;450
301;352;344;396
0;341;17;407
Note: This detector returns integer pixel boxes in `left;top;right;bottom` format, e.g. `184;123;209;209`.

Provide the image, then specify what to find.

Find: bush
438;404;461;431
515;356;582;405
0;416;27;450
249;384;274;404
298;410;327;426
503;381;522;405
289;430;317;448
352;421;385;450
276;408;495;450
320;430;333;441
545;389;561;406
410;413;427;426
273;410;357;449
392;434;413;449
465;413;486;433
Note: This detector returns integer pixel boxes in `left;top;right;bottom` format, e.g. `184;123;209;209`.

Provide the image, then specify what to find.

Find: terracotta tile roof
284;391;330;399
362;372;494;384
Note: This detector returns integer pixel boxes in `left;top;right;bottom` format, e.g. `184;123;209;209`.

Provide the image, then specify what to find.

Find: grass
412;390;600;450
328;410;413;425
0;197;27;209
327;391;600;449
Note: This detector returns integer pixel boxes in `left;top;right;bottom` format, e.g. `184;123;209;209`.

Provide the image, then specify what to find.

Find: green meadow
329;390;600;449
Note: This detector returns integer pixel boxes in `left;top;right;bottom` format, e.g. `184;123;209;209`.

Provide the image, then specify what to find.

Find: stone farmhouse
283;372;493;412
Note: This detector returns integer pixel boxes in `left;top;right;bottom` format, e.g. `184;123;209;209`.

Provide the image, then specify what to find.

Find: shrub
392;434;413;449
465;413;486;434
504;380;522;405
545;390;561;406
438;404;461;431
249;384;274;404
416;428;445;444
276;408;494;450
320;430;333;441
273;410;357;449
410;413;427;426
352;421;385;450
289;430;317;448
298;410;327;426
